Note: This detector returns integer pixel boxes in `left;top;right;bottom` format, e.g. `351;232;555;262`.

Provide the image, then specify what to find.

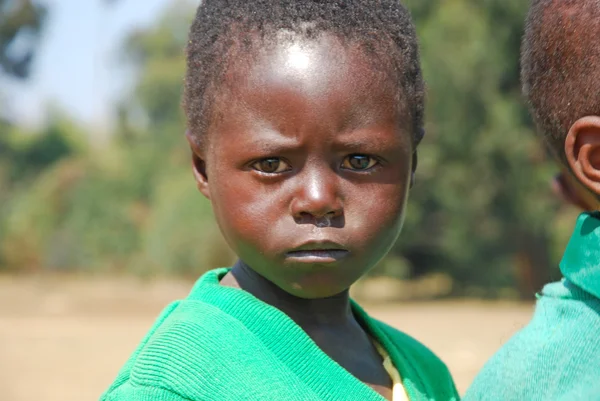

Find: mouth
285;242;350;263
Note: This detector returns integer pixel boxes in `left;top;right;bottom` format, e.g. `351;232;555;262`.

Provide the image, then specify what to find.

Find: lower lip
285;250;349;263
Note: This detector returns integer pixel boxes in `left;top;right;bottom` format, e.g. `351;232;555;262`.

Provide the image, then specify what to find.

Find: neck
223;260;355;328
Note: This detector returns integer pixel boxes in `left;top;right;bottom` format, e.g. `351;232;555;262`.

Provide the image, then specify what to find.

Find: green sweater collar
560;212;600;299
188;268;406;401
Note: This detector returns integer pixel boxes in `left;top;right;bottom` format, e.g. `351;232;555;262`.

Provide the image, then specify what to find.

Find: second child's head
183;0;423;298
522;0;600;210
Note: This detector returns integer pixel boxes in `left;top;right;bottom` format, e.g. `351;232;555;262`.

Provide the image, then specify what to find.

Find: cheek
347;178;410;243
209;172;283;250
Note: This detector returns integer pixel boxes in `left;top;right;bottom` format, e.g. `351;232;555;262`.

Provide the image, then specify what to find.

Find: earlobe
564;116;600;197
185;131;211;199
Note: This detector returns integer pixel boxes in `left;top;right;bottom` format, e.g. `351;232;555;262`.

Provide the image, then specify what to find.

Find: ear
410;151;417;188
564;116;600;197
186;130;211;200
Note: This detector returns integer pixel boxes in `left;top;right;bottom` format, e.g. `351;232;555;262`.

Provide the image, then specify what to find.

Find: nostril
315;215;332;228
294;210;340;227
295;212;313;225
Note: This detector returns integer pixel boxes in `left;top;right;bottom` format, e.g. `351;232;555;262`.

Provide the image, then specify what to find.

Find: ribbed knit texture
464;212;600;401
101;268;459;401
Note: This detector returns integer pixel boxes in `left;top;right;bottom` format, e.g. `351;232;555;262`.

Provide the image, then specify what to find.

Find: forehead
212;33;405;130
247;34;390;91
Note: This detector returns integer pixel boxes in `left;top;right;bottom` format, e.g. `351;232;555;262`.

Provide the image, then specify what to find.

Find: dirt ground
0;275;534;401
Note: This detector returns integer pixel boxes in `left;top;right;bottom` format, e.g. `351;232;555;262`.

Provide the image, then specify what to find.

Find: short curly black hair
522;0;600;166
183;0;424;149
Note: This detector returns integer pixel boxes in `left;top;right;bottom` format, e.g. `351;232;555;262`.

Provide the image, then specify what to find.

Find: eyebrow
235;127;302;153
333;127;405;150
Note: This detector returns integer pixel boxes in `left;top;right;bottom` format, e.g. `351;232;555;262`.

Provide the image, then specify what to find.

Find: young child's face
194;35;413;298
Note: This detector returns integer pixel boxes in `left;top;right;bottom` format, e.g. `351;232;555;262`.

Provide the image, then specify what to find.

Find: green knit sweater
464;212;600;400
101;268;459;401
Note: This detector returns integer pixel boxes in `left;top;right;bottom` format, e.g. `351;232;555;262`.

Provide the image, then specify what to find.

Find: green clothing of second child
101;268;459;401
464;212;600;401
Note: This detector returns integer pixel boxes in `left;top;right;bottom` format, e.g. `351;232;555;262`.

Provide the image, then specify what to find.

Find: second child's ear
185;130;211;200
564;116;600;197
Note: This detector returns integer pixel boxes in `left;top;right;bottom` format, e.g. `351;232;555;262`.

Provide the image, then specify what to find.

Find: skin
187;34;414;399
554;116;600;211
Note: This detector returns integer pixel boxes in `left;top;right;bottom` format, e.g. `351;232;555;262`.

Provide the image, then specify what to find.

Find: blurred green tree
114;1;235;276
1;1;234;275
393;0;563;297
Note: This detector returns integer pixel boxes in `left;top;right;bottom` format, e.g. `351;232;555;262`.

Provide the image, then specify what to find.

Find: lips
285;241;350;263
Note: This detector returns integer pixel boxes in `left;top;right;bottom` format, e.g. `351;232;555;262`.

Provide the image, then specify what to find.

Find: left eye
251;158;291;174
341;154;379;171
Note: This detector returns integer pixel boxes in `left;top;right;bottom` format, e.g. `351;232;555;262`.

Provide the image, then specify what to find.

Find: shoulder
464;288;600;400
102;297;257;400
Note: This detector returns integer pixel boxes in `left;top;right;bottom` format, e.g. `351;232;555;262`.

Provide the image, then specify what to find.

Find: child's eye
251;158;292;174
341;154;379;171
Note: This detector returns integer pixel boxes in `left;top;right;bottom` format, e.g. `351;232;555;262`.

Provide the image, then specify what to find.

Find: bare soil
0;275;534;400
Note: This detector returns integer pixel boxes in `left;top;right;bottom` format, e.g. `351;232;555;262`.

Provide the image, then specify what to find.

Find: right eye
251;158;292;174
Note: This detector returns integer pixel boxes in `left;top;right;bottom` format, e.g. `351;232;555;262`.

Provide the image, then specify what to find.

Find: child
100;1;458;400
464;0;600;399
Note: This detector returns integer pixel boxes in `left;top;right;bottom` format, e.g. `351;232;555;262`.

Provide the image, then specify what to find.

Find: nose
290;170;343;225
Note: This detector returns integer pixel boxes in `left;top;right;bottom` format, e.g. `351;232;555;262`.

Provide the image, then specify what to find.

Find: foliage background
0;0;579;298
